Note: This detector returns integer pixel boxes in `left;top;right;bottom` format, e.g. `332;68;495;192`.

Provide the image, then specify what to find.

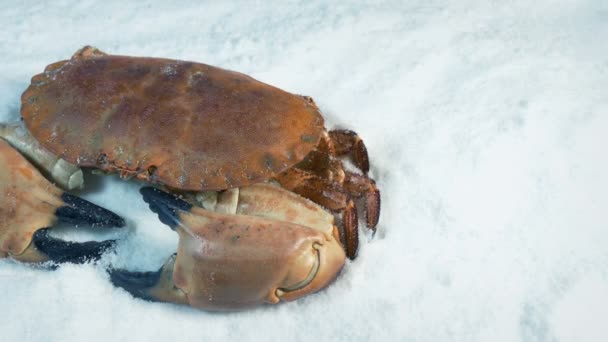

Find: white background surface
1;1;607;341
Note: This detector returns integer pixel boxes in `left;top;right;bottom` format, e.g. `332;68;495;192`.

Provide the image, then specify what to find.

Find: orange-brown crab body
12;46;380;309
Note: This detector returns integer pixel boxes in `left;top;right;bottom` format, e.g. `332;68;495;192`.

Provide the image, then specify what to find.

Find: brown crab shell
21;47;324;191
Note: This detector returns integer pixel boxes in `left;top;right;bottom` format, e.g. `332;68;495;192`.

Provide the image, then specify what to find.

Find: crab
1;46;381;310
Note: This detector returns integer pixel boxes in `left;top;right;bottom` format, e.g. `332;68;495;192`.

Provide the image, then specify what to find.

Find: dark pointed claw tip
32;229;116;264
108;267;163;302
57;193;126;228
140;187;192;230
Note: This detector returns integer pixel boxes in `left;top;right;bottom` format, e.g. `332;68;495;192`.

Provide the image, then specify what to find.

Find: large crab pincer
110;184;345;310
0;138;125;264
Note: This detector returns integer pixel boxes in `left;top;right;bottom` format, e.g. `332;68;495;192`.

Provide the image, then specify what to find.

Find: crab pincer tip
140;187;192;230
57;193;126;228
32;229;116;264
107;267;163;302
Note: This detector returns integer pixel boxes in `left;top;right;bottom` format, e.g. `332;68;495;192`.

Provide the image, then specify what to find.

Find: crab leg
284;130;382;230
275;167;359;259
109;186;345;311
327;129;370;173
0;139;125;264
343;172;381;229
324;129;381;228
0;122;84;190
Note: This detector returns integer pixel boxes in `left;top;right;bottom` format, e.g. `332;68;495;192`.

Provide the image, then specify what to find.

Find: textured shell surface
21;48;324;191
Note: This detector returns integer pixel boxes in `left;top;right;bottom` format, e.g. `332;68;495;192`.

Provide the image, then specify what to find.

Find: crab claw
108;254;188;305
0;139;125;264
110;185;345;311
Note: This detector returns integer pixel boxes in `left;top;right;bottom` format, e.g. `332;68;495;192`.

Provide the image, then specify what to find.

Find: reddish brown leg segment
328;130;370;173
344;172;381;230
366;188;381;230
342;200;359;260
275;168;359;259
275;168;350;213
277;129;381;259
